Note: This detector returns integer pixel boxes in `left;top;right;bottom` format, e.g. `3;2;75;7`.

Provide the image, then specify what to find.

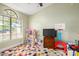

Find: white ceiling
3;3;52;15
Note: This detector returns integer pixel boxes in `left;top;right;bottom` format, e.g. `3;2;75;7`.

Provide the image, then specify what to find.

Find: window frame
0;14;23;42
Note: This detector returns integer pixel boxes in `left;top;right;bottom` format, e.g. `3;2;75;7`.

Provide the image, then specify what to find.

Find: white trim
0;42;23;53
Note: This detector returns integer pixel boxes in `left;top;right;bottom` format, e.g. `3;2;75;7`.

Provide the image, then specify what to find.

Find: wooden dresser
43;36;55;49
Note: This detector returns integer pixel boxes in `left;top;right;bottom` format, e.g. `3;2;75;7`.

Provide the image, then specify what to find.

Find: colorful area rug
1;44;66;56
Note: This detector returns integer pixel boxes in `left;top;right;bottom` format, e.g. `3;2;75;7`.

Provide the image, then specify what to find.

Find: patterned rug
1;44;66;56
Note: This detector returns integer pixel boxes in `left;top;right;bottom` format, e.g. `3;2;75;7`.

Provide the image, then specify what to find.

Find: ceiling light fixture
39;3;43;7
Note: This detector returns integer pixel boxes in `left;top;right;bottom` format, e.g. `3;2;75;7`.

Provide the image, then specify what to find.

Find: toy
76;51;79;56
57;29;63;41
76;48;79;56
26;29;38;47
55;41;67;54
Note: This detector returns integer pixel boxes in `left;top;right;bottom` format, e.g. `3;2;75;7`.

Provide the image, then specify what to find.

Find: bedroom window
11;17;23;40
0;9;23;42
0;16;3;41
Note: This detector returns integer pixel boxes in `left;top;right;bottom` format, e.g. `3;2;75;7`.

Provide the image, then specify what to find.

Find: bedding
1;44;66;56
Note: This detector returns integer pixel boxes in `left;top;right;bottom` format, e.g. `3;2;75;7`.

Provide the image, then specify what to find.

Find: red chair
55;41;67;54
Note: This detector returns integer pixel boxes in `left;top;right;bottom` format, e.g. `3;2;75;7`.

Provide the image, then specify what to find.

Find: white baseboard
0;42;23;53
